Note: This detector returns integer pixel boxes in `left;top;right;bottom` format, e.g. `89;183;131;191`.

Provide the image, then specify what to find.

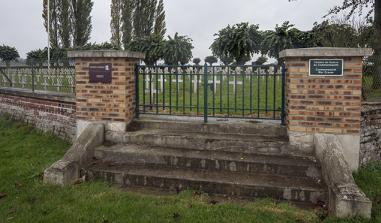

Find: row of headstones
1;72;75;92
143;75;281;94
139;67;278;75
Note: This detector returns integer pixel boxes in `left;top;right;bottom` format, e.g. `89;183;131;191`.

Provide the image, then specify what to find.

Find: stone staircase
85;118;328;205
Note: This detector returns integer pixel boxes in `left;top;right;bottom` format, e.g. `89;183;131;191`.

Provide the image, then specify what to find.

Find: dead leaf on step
0;193;6;199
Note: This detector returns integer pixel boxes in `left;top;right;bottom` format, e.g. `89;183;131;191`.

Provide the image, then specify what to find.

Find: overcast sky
0;0;343;59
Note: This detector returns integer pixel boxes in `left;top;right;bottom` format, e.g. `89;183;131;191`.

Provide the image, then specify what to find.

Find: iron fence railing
0;64;75;94
135;64;286;122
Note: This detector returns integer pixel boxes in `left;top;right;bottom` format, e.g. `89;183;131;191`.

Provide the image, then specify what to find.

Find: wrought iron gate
135;64;285;123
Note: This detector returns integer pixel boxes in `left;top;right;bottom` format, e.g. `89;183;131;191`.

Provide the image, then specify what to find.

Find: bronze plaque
309;59;343;76
89;63;112;83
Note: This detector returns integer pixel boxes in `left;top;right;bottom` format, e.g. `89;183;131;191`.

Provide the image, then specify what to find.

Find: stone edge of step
94;144;319;166
86;163;327;192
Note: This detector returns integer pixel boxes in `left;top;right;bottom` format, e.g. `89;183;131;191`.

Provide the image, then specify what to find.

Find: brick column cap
279;47;373;58
68;50;145;59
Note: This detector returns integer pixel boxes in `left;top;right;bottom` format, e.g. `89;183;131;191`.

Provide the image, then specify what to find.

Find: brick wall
285;57;362;135
75;58;138;123
0;88;76;140
361;102;381;165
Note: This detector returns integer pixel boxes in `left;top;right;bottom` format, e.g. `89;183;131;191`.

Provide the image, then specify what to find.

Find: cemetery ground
0;117;380;222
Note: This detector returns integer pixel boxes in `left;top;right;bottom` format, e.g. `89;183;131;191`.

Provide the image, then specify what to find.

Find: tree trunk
373;0;381;90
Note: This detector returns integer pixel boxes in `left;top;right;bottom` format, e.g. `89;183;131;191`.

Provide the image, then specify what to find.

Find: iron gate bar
234;69;237;113
143;68;146;113
169;68;172;115
265;69;269;113
155;67;159;114
203;64;208;123
135;64;140;118
149;69;152;111
250;67;253;114
162;67;165;110
189;69;192;112
197;69;200;115
227;66;230;117
258;68;261;119
273;68;277;119
183;68;186;114
242;69;245;117
212;66;215;116
219;69;223;113
175;68;179;112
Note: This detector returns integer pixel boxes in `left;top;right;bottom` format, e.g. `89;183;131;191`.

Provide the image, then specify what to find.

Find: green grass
362;75;381;101
0;116;380;222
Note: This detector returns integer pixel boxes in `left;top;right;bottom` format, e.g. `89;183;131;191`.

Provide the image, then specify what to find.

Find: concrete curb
314;134;372;218
43;123;104;186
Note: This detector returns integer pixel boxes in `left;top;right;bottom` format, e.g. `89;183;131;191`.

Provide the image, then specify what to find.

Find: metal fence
363;55;381;101
0;65;75;94
135;64;286;122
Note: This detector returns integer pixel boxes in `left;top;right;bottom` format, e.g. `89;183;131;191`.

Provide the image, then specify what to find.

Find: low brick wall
361;102;381;165
0;88;76;140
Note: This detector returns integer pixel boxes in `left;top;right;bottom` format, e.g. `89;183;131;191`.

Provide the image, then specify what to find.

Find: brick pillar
68;50;144;135
279;48;372;170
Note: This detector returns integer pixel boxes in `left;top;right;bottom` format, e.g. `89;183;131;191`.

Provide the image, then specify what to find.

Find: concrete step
128;118;288;138
94;144;322;181
86;163;328;204
106;129;305;156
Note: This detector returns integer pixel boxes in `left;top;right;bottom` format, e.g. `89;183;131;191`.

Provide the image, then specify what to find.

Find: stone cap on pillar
67;50;145;59
279;47;373;58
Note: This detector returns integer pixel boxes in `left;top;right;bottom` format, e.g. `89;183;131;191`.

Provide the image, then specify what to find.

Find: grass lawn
0;116;380;223
363;75;381;101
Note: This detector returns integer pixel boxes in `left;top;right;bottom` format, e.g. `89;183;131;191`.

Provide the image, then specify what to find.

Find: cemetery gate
135;64;286;123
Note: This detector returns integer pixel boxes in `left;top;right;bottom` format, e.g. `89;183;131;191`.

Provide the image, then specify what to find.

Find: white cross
228;76;243;92
145;75;164;93
191;76;202;93
207;79;221;93
172;76;184;83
